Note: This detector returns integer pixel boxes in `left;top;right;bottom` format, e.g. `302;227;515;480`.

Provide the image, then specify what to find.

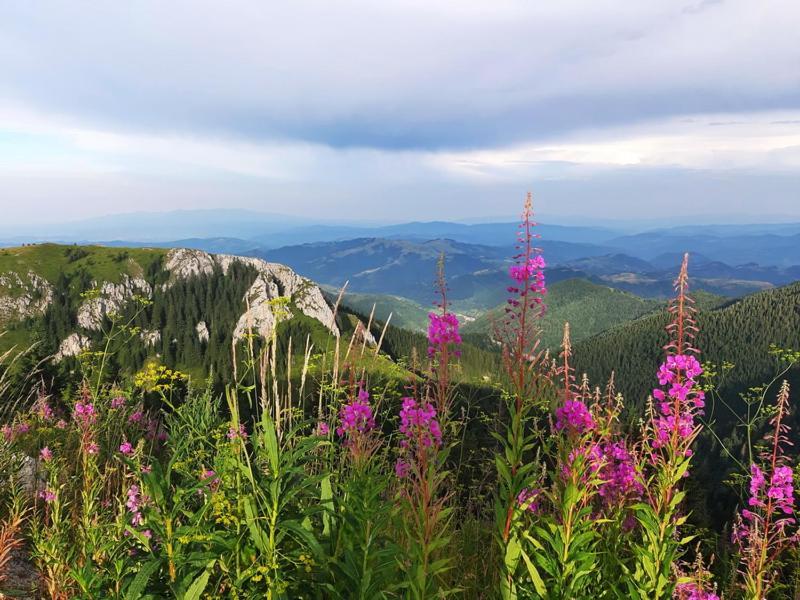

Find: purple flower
126;485;144;526
768;466;795;515
201;469;220;491
40;446;53;462
74;401;96;425
85;442;100;455
111;396;126;409
16;422;30;435
517;487;542;514
316;421;330;436
39;488;56;503
119;441;134;456
336;388;376;439
596;441;643;506
555;400;595;435
509;255;547;286
674;582;719;600
427;312;462;358
398;397;442;449
395;459;410;479
227;423;248;441
651;354;704;454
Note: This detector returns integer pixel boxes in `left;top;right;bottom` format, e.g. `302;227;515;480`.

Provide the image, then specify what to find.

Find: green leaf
183;560;215;600
125;560;161;600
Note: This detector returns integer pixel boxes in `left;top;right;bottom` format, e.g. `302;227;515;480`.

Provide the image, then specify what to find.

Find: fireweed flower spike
336;385;378;467
734;380;797;598
427;312;462;359
631;254;706;599
494;193;550;598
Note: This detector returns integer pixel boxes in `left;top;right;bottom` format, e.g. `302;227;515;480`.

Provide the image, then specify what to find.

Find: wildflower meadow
0;194;797;599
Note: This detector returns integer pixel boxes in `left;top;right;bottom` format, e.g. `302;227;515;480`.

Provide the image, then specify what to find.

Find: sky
1;0;799;225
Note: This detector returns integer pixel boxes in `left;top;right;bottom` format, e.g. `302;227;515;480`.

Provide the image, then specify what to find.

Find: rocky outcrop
54;333;90;361
196;321;210;343
140;329;161;347
164;248;339;341
0;271;53;322
353;320;377;347
77;276;152;330
164;248;217;280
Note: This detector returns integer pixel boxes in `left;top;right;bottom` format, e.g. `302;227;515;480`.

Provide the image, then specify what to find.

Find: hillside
572;281;800;409
0;244;503;392
0;244;341;385
462;278;663;350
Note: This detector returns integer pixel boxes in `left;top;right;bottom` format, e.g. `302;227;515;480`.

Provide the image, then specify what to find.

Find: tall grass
0;193;797;599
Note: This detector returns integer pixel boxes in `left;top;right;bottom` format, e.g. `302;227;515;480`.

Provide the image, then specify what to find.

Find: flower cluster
398;397;442;449
39;488;57;503
336;388;376;440
111;395;127;409
741;463;795;520
674;582;720;600
651;354;704;453
227;424;248;441
73;401;97;426
119;440;134;456
555;400;595;435
596;441;643;506
509;255;546;287
427;312;462;358
126;484;145;526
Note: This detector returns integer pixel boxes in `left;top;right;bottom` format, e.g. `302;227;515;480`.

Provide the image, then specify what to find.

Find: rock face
0;271;53;321
0;247;339;362
140;329;161;347
353;320;377;347
77;276;152;330
164;248;339;341
55;333;90;361
196;321;210;343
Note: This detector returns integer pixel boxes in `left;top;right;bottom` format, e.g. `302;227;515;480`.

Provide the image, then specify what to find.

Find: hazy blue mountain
256;237;620;307
609;231;800;266
100;237;263;255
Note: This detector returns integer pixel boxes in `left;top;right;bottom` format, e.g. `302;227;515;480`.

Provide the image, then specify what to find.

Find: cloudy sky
1;0;799;224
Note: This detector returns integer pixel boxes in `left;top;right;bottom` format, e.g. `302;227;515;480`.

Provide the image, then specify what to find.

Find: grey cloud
1;0;799;151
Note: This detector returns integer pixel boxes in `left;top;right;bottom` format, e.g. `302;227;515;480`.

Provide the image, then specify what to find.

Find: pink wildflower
517;487;542;514
395;459;410;479
555;400;595;435
39;446;53;462
427;312;462;358
119;441;134;456
39;488;56;503
74;401;96;425
111;396;126;409
336;388;376;439
227;423;248;441
316;421;330;436
674;582;719;600
398;397;442;449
